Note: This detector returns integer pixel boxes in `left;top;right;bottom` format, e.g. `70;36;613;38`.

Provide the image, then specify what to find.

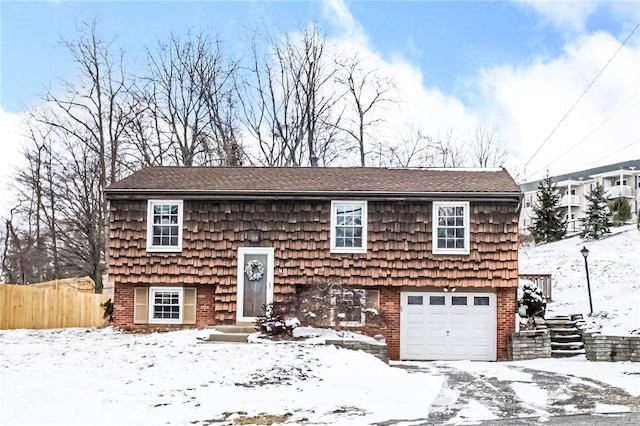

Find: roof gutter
106;188;523;203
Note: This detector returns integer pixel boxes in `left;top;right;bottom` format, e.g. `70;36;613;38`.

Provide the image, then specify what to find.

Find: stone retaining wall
325;335;389;363
582;333;640;362
508;329;551;360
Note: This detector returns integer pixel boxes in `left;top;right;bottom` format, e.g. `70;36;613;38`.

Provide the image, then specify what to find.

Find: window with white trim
148;287;183;324
432;201;470;255
147;200;183;252
330;288;379;327
330;200;367;253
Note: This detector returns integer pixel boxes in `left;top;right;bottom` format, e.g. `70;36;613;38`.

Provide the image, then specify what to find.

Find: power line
579;138;640;169
528;89;640;178
524;21;640;174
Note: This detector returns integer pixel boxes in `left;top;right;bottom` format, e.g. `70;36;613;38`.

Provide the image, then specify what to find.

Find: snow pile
519;224;640;335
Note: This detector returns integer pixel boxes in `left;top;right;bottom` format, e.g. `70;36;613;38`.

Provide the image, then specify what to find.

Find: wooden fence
519;273;553;301
0;284;109;330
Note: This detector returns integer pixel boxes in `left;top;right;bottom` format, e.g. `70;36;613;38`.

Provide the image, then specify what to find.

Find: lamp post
580;246;593;314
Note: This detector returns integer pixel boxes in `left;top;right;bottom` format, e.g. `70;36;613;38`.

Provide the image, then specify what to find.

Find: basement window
148;287;183;324
330;288;379;327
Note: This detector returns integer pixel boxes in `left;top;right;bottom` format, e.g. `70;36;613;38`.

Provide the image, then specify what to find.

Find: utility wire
578;138;640;169
528;89;640;178
524;21;640;174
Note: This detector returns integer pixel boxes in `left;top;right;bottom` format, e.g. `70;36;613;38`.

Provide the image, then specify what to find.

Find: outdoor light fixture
580;246;594;314
248;230;261;243
443;286;457;293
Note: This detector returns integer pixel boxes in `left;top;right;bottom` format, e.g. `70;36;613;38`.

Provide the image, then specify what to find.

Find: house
106;167;522;361
520;160;640;234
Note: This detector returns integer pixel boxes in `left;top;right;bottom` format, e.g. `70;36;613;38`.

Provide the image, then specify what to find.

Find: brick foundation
497;287;517;361
114;283;216;331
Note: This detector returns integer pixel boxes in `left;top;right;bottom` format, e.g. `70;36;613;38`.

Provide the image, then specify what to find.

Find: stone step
551;334;582;340
547;315;573;321
208;332;250;343
208;325;256;334
551;342;584;349
548;327;578;337
545;319;577;326
551;348;586;358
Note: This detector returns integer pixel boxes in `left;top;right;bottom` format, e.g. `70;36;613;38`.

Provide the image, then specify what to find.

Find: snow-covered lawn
519;224;640;335
1;327;639;425
0;327;441;426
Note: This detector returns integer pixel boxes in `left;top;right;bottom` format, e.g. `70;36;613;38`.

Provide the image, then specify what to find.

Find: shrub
610;197;631;226
255;303;299;336
518;281;546;318
101;298;114;323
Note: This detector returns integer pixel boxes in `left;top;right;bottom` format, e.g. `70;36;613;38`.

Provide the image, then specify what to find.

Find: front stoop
206;324;256;343
546;315;586;358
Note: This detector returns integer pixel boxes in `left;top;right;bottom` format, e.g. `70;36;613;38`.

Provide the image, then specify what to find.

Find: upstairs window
432;201;470;255
147;200;184;252
330;200;367;253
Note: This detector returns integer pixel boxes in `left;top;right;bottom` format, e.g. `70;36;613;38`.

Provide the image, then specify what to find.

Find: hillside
519;224;639;335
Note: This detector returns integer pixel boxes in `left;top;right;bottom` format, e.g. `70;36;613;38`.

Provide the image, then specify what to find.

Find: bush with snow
518;280;546;318
255;303;299;336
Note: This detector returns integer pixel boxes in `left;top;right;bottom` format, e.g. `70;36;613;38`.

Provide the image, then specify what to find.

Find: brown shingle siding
109;198;519;322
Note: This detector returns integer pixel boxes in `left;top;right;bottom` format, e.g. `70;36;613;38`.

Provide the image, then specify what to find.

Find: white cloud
474;31;640;181
515;0;601;32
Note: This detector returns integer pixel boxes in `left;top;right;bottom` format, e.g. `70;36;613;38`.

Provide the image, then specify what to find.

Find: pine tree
528;174;566;243
580;183;613;239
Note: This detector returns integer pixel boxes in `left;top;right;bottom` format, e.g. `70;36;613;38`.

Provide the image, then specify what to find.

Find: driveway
384;361;640;425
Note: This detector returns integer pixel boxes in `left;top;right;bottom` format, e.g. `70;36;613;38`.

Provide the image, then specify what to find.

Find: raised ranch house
106;167;522;361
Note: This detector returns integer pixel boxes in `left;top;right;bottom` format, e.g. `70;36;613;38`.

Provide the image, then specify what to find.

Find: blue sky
2;0;627;113
0;0;638;194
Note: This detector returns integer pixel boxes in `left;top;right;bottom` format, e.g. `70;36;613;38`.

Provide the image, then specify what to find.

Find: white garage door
400;292;496;361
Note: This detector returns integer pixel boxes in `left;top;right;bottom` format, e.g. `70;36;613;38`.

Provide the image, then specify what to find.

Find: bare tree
28;21;135;292
467;125;508;167
335;54;395;166
139;31;242;167
238;25;342;166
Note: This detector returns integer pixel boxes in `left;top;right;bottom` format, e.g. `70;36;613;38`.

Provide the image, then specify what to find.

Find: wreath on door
244;260;265;281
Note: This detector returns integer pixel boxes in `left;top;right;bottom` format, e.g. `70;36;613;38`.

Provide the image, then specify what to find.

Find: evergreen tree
610;197;631;226
580;183;613;239
528;174;566;243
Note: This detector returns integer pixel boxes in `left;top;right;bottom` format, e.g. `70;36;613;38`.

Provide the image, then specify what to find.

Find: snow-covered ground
1;226;638;425
1;327;639;426
519;224;640;335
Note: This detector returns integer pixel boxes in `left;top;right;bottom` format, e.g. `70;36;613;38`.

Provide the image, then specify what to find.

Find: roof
106;166;522;201
520;159;640;193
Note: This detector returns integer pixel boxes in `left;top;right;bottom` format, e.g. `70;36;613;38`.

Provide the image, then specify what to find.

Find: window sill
146;246;183;253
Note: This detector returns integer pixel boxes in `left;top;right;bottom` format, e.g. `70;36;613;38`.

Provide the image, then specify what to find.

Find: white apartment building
520;160;640;234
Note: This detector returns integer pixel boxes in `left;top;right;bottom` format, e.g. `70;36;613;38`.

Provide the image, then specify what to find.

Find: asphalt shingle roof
106;166;521;197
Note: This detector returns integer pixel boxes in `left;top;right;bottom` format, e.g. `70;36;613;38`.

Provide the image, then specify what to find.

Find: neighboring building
520;160;640;234
106;167;522;361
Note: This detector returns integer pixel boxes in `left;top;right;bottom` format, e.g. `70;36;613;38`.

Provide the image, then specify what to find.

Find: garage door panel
401;292;496;361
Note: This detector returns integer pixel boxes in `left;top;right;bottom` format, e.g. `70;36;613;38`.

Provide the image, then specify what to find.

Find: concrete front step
208;332;251;343
546;320;577;327
208;325;256;334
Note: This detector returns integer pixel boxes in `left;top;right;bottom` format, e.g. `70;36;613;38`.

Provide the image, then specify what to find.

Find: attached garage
400;291;497;361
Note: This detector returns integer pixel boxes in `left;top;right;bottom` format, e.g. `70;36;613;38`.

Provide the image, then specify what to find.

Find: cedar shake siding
107;167;522;360
109;199;520;322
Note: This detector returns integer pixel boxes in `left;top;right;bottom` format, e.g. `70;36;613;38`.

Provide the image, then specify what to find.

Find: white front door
400;292;497;361
237;247;274;322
